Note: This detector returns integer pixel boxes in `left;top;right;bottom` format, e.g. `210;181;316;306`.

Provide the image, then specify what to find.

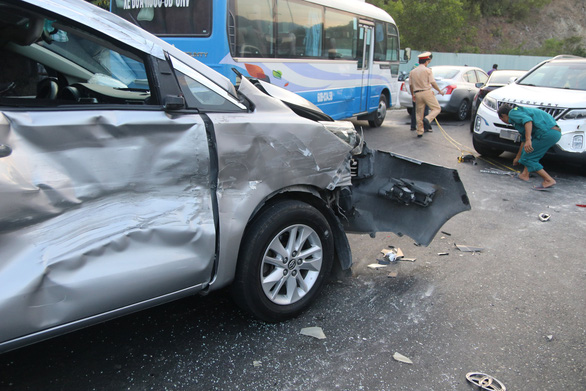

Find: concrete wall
399;50;550;74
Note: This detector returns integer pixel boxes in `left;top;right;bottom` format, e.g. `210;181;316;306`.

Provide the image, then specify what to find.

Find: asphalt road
1;110;584;391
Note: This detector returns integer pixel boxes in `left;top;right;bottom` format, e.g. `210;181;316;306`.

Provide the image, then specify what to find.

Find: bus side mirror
403;48;411;62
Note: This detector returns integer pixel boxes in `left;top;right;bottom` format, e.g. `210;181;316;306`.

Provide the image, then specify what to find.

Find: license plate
500;129;520;142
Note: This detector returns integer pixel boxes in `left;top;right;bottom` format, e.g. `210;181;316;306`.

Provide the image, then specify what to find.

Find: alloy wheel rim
260;224;323;305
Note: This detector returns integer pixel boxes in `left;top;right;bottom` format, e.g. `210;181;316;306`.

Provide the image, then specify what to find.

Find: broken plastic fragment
392;352;413;364
300;327;326;339
538;213;550;222
455;244;484;252
381;248;404;258
368;263;387;269
438;252;449;256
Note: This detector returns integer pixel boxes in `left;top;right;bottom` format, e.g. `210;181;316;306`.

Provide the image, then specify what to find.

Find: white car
472;56;586;166
399;66;489;121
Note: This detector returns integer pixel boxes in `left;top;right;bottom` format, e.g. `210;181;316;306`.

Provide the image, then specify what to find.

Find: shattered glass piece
393;352;413;364
300;326;326;339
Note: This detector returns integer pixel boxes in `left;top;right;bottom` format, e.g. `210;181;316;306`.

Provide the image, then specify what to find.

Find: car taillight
443;85;457;95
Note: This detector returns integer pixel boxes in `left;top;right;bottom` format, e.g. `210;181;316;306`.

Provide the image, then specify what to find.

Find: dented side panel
0;110;216;343
205;81;354;287
345;147;470;246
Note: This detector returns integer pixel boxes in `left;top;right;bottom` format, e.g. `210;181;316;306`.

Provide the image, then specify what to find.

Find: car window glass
476;70;488;84
463;70;477;83
170;56;246;112
431;68;458;79
0;9;154;107
520;61;586;90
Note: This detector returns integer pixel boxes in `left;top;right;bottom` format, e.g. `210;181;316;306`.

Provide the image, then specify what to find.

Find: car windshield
519;61;586;91
431;67;459;79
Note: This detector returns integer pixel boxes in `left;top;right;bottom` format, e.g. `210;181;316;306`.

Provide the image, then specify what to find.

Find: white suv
472;56;586;166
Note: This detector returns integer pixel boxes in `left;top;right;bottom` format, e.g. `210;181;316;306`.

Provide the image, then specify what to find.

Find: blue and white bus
112;0;407;126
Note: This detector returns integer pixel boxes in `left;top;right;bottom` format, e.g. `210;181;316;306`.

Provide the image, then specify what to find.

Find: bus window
232;0;274;57
324;9;357;60
374;22;386;61
111;0;212;36
386;23;399;62
276;0;323;58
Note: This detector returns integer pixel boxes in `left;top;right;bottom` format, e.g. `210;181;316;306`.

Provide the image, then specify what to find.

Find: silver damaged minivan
0;0;470;353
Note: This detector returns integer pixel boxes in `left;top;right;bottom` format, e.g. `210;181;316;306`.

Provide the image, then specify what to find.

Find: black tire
455;99;470;121
231;200;334;322
368;94;387;127
473;137;504;157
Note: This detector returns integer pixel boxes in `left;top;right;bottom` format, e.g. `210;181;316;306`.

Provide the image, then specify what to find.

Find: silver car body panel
0;108;216;346
208;77;355;287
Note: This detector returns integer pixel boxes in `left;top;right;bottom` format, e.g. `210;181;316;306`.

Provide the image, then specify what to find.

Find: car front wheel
231;200;334;322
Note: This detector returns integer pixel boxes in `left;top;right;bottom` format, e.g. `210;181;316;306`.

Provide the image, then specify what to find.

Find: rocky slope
475;0;586;54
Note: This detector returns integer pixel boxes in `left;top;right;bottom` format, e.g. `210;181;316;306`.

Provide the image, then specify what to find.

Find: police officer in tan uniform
409;52;445;137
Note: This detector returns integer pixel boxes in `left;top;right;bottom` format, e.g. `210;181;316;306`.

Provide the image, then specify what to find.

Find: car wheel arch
241;188;353;272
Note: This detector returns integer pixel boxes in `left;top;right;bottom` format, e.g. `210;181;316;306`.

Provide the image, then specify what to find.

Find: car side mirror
475;82;484;88
164;95;185;110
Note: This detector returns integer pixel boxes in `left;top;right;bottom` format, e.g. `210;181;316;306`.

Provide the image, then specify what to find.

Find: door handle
0;144;12;158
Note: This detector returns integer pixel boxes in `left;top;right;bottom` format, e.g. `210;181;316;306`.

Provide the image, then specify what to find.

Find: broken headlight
320;120;363;154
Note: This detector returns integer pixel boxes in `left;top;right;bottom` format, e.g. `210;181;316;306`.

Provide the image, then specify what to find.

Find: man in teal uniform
497;104;561;190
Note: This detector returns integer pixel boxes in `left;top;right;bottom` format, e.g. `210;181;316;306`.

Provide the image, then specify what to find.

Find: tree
369;0;479;52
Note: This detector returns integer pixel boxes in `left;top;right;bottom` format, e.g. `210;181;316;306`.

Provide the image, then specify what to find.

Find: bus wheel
369;95;387;127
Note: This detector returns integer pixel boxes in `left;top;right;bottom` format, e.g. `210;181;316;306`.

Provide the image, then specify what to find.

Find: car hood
488;83;586;108
250;79;334;122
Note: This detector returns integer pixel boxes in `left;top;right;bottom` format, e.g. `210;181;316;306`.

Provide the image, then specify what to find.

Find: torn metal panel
206;97;354;287
0;110;216;343
342;146;470;246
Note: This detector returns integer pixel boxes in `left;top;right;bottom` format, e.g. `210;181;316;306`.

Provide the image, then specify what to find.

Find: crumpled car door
0;109;215;344
341;145;470;246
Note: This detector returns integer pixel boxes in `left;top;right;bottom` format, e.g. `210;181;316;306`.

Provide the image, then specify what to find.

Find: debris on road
455;244;484;253
381;248;404;259
480;169;515;176
538;213;551;222
438;252;449;256
392;352;413;365
458;154;477;164
253;361;262;367
441;231;452;236
367;263;388;269
466;372;506;391
300;327;326;340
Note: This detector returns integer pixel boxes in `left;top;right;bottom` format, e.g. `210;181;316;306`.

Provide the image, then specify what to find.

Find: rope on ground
433;118;519;174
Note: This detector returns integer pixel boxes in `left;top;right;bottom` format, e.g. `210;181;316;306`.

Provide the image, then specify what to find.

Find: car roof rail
550;54;584;60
